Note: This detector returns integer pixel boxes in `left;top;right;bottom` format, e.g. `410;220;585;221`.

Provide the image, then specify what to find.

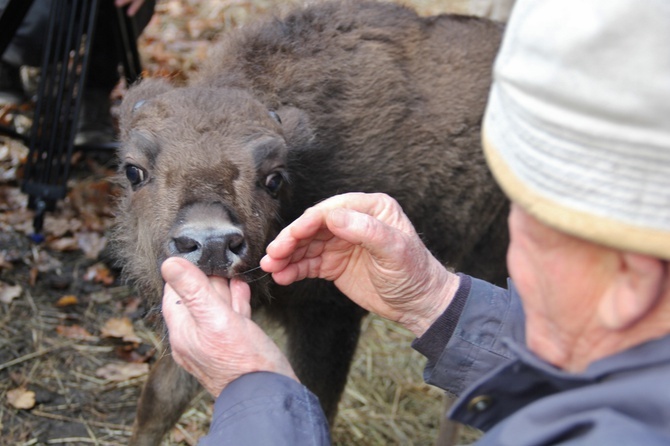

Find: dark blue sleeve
199;372;331;446
412;275;525;397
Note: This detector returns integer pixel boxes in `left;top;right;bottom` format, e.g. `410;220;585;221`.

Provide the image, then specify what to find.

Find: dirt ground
0;151;153;445
0;1;489;445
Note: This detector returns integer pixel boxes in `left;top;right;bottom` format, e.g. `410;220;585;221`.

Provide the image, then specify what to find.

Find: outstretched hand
261;193;460;336
161;257;297;397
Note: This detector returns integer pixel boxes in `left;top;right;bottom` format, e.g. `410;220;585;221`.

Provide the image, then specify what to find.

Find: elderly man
160;0;670;444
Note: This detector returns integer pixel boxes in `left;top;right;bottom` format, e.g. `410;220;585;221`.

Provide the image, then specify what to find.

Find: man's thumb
162;257;208;298
162;281;192;331
161;257;234;327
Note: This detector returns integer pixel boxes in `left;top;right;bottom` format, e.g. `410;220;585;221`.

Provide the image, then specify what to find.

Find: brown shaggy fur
113;1;508;444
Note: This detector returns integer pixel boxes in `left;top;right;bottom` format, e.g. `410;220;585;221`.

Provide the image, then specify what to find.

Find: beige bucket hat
483;0;670;260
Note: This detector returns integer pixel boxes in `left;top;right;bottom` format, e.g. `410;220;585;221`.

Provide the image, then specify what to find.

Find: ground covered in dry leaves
0;1;483;444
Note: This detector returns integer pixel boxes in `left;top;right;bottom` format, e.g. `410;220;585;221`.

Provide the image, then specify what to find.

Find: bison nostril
228;233;245;255
169;228;246;276
172;236;200;254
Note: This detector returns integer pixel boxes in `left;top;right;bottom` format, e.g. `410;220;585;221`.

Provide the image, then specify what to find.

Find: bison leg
276;282;368;423
129;353;201;446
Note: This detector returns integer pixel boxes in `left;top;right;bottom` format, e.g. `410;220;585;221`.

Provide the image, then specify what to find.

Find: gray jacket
199;275;670;445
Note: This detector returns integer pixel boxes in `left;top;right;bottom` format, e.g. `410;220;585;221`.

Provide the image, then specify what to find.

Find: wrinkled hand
114;0;145;16
161;257;297;397
261;193;460;336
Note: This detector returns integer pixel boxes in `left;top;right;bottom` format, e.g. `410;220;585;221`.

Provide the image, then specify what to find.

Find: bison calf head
113;78;310;305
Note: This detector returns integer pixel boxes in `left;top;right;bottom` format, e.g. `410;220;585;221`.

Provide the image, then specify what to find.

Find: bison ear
118;78;174;139
276;106;314;149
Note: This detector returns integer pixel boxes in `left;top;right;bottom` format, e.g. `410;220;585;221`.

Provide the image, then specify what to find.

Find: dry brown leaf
43;215;81;238
83;262;115;286
0;185;27;213
95;362;149;382
123;296;143;315
101;317;143;343
55;295;79;307
115;345;155;364
76;232;108;260
90;289;113;304
68;179;116;228
0;138;29;183
0;252;12;270
187;18;211;39
0;206;33;233
47;236;80;252
0;281;22;304
29;267;38;286
171;425;197;446
6;387;36;410
56;324;99;342
32;249;63;273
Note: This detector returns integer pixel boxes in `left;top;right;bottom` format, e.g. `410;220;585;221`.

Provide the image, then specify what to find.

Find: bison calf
113;1;507;444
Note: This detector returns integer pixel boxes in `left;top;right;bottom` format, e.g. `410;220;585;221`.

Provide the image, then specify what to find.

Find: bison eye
269;110;282;124
125;165;146;187
264;172;284;197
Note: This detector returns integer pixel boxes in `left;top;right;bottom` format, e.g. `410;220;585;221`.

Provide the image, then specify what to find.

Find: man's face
506;203;615;367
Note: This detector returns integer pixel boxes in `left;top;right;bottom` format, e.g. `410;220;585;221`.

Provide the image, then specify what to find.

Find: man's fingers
262;199;406;285
306;193;400;229
210;276;233;306
230;279;252;317
264;211;323;261
268;259;323;286
127;0;145;16
261;239;322;274
264;192;407;263
115;0;145;16
325;208;401;259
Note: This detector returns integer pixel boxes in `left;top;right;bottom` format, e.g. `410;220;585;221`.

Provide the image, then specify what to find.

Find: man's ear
598;253;667;330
